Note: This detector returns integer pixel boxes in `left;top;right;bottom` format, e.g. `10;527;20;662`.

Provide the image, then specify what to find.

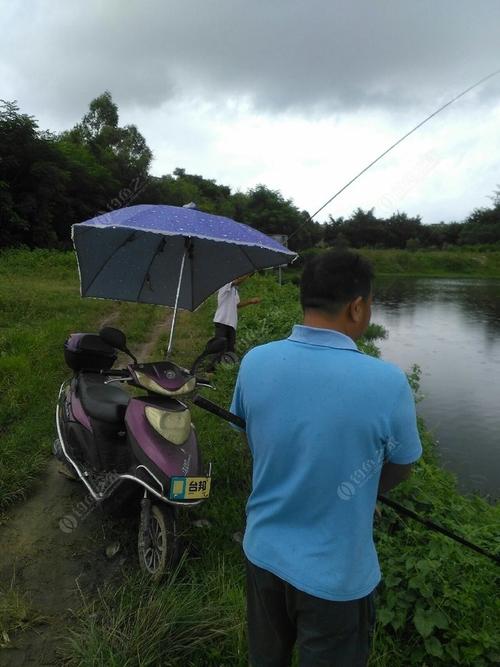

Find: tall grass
0;580;45;647
66;558;245;667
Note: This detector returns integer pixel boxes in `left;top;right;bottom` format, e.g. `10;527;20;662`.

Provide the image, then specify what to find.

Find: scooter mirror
100;327;138;363
100;327;127;350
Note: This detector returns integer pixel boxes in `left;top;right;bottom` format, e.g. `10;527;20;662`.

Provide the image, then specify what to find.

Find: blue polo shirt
230;324;422;601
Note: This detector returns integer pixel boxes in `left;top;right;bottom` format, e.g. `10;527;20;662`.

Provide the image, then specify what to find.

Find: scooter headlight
145;406;191;446
134;371;196;396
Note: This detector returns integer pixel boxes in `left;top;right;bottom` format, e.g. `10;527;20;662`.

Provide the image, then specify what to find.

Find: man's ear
348;296;364;323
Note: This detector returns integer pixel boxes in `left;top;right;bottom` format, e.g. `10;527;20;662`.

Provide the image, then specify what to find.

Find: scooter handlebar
101;368;130;377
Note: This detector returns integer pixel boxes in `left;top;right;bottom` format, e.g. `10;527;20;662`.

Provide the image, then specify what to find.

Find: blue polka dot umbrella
72;204;296;351
72;204;295;308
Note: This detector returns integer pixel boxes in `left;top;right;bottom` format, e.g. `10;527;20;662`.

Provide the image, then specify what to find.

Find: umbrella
72;204;296;353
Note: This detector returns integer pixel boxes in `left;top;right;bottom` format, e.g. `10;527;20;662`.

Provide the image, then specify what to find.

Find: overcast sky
2;0;500;224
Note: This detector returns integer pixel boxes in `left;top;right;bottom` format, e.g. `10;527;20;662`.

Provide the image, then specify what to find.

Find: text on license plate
169;476;211;500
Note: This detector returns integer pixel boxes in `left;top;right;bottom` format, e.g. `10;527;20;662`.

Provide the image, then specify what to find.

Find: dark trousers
246;559;375;667
214;322;236;353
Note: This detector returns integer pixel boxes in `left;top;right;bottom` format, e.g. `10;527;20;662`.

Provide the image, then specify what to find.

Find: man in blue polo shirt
230;249;422;667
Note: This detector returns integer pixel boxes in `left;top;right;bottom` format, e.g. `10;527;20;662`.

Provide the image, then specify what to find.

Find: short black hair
300;249;374;315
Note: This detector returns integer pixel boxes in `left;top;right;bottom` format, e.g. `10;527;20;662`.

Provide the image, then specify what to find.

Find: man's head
300;250;374;340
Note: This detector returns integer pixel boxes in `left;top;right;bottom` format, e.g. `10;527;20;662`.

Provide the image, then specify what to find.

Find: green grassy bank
66;273;499;666
0;248;166;510
297;248;500;279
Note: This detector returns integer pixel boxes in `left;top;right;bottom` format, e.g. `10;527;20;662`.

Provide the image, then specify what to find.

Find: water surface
373;277;500;498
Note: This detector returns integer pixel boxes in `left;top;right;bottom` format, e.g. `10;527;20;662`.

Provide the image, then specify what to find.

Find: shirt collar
288;324;359;352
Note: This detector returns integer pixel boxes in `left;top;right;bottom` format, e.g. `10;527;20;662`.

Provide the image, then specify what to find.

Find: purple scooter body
55;329;214;576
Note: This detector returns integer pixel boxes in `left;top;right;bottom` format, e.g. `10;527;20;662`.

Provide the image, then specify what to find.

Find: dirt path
0;313;173;666
0;461;130;666
135;311;172;361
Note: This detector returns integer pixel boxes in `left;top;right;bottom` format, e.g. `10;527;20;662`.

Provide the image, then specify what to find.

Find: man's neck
302;310;353;339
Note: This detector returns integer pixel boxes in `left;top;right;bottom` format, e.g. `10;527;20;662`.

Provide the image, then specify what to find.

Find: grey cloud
2;0;500;122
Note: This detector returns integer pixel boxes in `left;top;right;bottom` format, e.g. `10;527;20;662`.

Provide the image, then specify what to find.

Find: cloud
1;0;499;224
123;96;500;224
2;0;500;123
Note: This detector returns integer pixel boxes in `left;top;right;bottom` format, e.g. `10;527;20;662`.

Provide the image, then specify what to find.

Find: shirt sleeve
217;283;232;301
386;376;423;464
229;371;246;432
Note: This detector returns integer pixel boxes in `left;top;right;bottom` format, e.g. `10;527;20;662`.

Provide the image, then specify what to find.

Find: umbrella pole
166;247;187;357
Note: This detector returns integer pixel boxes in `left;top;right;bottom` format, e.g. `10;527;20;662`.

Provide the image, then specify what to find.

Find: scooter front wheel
138;502;176;578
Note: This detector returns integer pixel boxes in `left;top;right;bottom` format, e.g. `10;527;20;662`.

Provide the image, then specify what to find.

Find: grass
0;248;167;510
293;248;500;279
0;580;45;648
360;248;500;278
1;253;498;665
66;558;245;667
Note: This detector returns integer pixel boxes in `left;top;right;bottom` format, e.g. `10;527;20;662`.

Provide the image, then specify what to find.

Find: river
373;277;500;499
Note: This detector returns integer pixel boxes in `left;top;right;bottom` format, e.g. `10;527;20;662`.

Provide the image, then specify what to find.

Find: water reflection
373;277;500;498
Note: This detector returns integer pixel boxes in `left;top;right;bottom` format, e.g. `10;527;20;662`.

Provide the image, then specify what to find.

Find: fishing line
288;67;500;240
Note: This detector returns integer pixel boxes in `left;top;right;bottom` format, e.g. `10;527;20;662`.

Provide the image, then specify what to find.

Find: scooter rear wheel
138;503;176;578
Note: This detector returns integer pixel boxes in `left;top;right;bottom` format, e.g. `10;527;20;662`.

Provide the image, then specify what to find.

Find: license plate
169;476;211;500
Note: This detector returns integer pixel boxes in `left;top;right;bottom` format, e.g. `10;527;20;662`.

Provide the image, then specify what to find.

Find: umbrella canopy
72;204;296;310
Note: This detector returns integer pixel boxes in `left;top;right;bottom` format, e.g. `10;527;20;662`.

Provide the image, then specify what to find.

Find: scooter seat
78;373;130;424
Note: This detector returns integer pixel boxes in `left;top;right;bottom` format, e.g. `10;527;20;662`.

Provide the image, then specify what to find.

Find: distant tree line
1;92;499;252
323;204;500;250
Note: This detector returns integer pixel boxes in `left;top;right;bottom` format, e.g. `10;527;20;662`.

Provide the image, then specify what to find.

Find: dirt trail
0;314;173;666
0;461;129;666
136;312;172;361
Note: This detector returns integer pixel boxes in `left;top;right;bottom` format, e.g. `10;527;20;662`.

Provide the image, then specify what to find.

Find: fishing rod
378;495;500;565
192;395;500;565
288;67;500;239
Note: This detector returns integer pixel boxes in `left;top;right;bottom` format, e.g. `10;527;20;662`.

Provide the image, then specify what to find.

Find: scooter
54;326;225;578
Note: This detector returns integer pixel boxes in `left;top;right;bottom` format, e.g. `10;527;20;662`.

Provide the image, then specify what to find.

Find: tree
459;206;500;245
79;91;119;143
0;101;67;247
239;185;318;250
385;211;422;248
66;91;152;183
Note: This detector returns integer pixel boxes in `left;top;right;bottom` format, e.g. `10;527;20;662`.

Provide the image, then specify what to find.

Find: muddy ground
0;460;138;666
0;317;172;666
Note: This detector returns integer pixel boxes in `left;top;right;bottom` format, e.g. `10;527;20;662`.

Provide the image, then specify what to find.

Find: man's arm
380;373;422;495
238;297;261;308
378;462;413;495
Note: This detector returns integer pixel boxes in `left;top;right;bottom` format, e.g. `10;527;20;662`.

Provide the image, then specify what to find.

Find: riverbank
296;247;500;279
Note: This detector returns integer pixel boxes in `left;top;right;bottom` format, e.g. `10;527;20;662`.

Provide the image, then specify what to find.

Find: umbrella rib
189;240;195;310
136;236;165;301
238;244;259;272
83;230;137;294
